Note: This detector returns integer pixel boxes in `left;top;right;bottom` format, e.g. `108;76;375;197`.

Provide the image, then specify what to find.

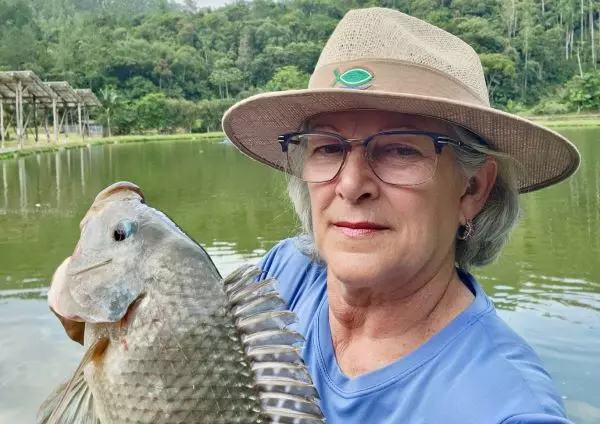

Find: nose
334;146;380;203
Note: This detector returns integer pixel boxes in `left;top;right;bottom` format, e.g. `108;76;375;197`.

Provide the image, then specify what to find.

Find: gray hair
285;123;521;271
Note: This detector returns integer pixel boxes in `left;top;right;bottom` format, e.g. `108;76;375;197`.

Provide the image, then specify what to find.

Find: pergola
0;71;102;149
75;89;102;138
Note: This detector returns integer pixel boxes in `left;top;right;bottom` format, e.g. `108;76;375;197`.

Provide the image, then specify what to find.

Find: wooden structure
0;71;102;149
75;89;102;138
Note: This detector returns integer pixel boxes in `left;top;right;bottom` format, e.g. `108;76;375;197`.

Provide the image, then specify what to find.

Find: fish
38;181;324;424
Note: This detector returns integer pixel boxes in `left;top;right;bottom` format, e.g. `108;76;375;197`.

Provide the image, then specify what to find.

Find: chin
323;248;391;286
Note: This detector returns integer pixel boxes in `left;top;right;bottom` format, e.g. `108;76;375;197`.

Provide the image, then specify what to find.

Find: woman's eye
313;144;343;155
383;144;422;157
113;220;136;242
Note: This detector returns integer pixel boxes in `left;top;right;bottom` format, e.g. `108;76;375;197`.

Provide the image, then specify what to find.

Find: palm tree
100;87;118;137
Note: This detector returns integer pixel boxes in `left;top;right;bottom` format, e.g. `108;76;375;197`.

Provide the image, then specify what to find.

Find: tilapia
38;181;324;424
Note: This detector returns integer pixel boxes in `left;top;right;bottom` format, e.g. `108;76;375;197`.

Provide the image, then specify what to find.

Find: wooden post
58;109;67;143
78;102;83;142
17;80;24;149
52;98;58;144
86;108;90;137
33;95;38;143
44;108;50;143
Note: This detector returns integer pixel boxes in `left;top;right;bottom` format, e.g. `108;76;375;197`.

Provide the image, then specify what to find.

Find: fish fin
262;406;325;423
260;393;322;418
223;265;325;422
223;264;256;288
243;328;305;347
237;310;297;333
247;345;304;364
37;375;100;424
39;338;108;424
233;293;287;317
229;278;277;305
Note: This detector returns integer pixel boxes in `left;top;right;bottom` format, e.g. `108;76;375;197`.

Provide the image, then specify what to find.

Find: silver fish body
38;182;324;424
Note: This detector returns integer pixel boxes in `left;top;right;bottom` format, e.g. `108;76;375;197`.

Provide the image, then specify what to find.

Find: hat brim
222;89;580;193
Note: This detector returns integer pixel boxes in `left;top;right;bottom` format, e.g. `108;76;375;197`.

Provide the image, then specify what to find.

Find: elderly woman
223;7;579;424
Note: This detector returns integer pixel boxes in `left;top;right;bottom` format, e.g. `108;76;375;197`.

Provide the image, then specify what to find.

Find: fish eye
113;220;136;242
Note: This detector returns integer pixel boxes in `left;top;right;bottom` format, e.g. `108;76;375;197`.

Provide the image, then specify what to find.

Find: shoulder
256;237;327;310
431;273;569;423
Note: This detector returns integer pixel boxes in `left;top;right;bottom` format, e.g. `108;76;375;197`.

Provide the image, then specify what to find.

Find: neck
327;260;474;376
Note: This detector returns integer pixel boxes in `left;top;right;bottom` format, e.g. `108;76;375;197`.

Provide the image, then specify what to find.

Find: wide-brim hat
222;7;580;193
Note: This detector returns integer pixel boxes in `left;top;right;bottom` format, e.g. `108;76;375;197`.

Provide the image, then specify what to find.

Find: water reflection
0;140;292;294
2;161;7;210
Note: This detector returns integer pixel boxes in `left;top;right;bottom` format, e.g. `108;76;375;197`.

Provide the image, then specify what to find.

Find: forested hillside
2;0;600;133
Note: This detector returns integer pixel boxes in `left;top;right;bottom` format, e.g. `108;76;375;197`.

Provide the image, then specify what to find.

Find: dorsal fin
223;266;325;423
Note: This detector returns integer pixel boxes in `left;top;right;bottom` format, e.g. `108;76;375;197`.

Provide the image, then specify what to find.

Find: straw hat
222;7;580;193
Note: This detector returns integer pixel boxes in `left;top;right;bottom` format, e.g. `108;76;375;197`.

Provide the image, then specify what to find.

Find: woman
223;7;579;424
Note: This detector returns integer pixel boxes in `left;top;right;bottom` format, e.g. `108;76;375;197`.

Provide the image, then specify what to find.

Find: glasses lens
287;133;345;182
368;133;438;185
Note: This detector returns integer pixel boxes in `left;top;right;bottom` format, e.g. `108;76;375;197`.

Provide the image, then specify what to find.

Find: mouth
333;221;389;237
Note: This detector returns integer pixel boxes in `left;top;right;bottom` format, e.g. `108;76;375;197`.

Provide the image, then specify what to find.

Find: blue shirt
257;238;572;424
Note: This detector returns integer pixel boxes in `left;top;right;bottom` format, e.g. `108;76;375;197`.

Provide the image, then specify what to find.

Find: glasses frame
278;130;478;186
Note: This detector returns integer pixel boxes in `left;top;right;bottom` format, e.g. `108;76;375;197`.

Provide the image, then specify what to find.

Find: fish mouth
67;258;113;276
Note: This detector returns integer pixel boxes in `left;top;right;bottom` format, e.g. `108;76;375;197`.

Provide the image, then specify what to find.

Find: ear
459;158;498;224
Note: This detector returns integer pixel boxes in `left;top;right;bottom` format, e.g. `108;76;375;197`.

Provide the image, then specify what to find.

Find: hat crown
311;7;489;106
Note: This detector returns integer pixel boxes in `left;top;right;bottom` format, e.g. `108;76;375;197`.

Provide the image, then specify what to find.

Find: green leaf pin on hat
332;68;373;89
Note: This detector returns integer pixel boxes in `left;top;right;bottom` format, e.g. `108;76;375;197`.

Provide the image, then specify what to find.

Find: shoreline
2;112;600;162
523;113;600;128
0;132;224;161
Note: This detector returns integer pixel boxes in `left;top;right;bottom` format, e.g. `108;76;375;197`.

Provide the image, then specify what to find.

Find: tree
100;86;119;137
265;66;310;91
136;92;170;132
11;0;600;129
480;53;517;106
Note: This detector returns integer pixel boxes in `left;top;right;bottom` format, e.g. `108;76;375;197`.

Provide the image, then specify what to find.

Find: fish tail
332;69;341;87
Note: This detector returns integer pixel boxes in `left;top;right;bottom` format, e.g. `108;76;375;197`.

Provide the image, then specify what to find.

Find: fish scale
38;181;324;424
85;277;266;423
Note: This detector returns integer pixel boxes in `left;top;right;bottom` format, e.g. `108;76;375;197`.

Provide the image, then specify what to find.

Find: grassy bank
2;111;598;163
524;113;600;128
0;132;224;161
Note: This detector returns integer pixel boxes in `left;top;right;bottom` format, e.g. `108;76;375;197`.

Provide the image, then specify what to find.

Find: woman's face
307;110;484;291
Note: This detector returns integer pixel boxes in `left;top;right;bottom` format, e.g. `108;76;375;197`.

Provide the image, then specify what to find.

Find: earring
457;220;474;241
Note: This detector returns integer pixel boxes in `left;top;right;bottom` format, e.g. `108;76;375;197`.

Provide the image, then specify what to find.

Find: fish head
49;182;151;328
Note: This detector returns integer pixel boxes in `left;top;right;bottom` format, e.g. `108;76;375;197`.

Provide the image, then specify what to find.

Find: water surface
0;134;598;423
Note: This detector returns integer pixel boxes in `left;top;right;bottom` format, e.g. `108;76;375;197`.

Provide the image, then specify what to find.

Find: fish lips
48;256;138;324
48;257;86;344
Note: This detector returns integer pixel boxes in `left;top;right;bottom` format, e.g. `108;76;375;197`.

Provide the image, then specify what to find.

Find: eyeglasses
278;130;476;186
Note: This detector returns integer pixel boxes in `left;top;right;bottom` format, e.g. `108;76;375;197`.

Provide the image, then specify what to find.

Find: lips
333;221;389;237
333;221;388;230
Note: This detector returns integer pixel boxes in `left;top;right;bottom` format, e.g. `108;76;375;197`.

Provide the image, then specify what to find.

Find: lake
0;132;599;423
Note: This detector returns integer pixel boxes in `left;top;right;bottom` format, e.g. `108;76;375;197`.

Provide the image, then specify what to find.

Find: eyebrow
309;123;342;133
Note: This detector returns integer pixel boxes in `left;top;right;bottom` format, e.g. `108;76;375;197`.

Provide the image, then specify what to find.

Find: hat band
309;60;489;107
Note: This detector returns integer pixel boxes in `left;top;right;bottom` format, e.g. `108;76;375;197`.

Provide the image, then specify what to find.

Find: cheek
426;164;465;237
308;185;332;242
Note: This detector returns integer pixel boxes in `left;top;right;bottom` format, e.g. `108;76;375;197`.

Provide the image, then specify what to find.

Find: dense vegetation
2;0;600;134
